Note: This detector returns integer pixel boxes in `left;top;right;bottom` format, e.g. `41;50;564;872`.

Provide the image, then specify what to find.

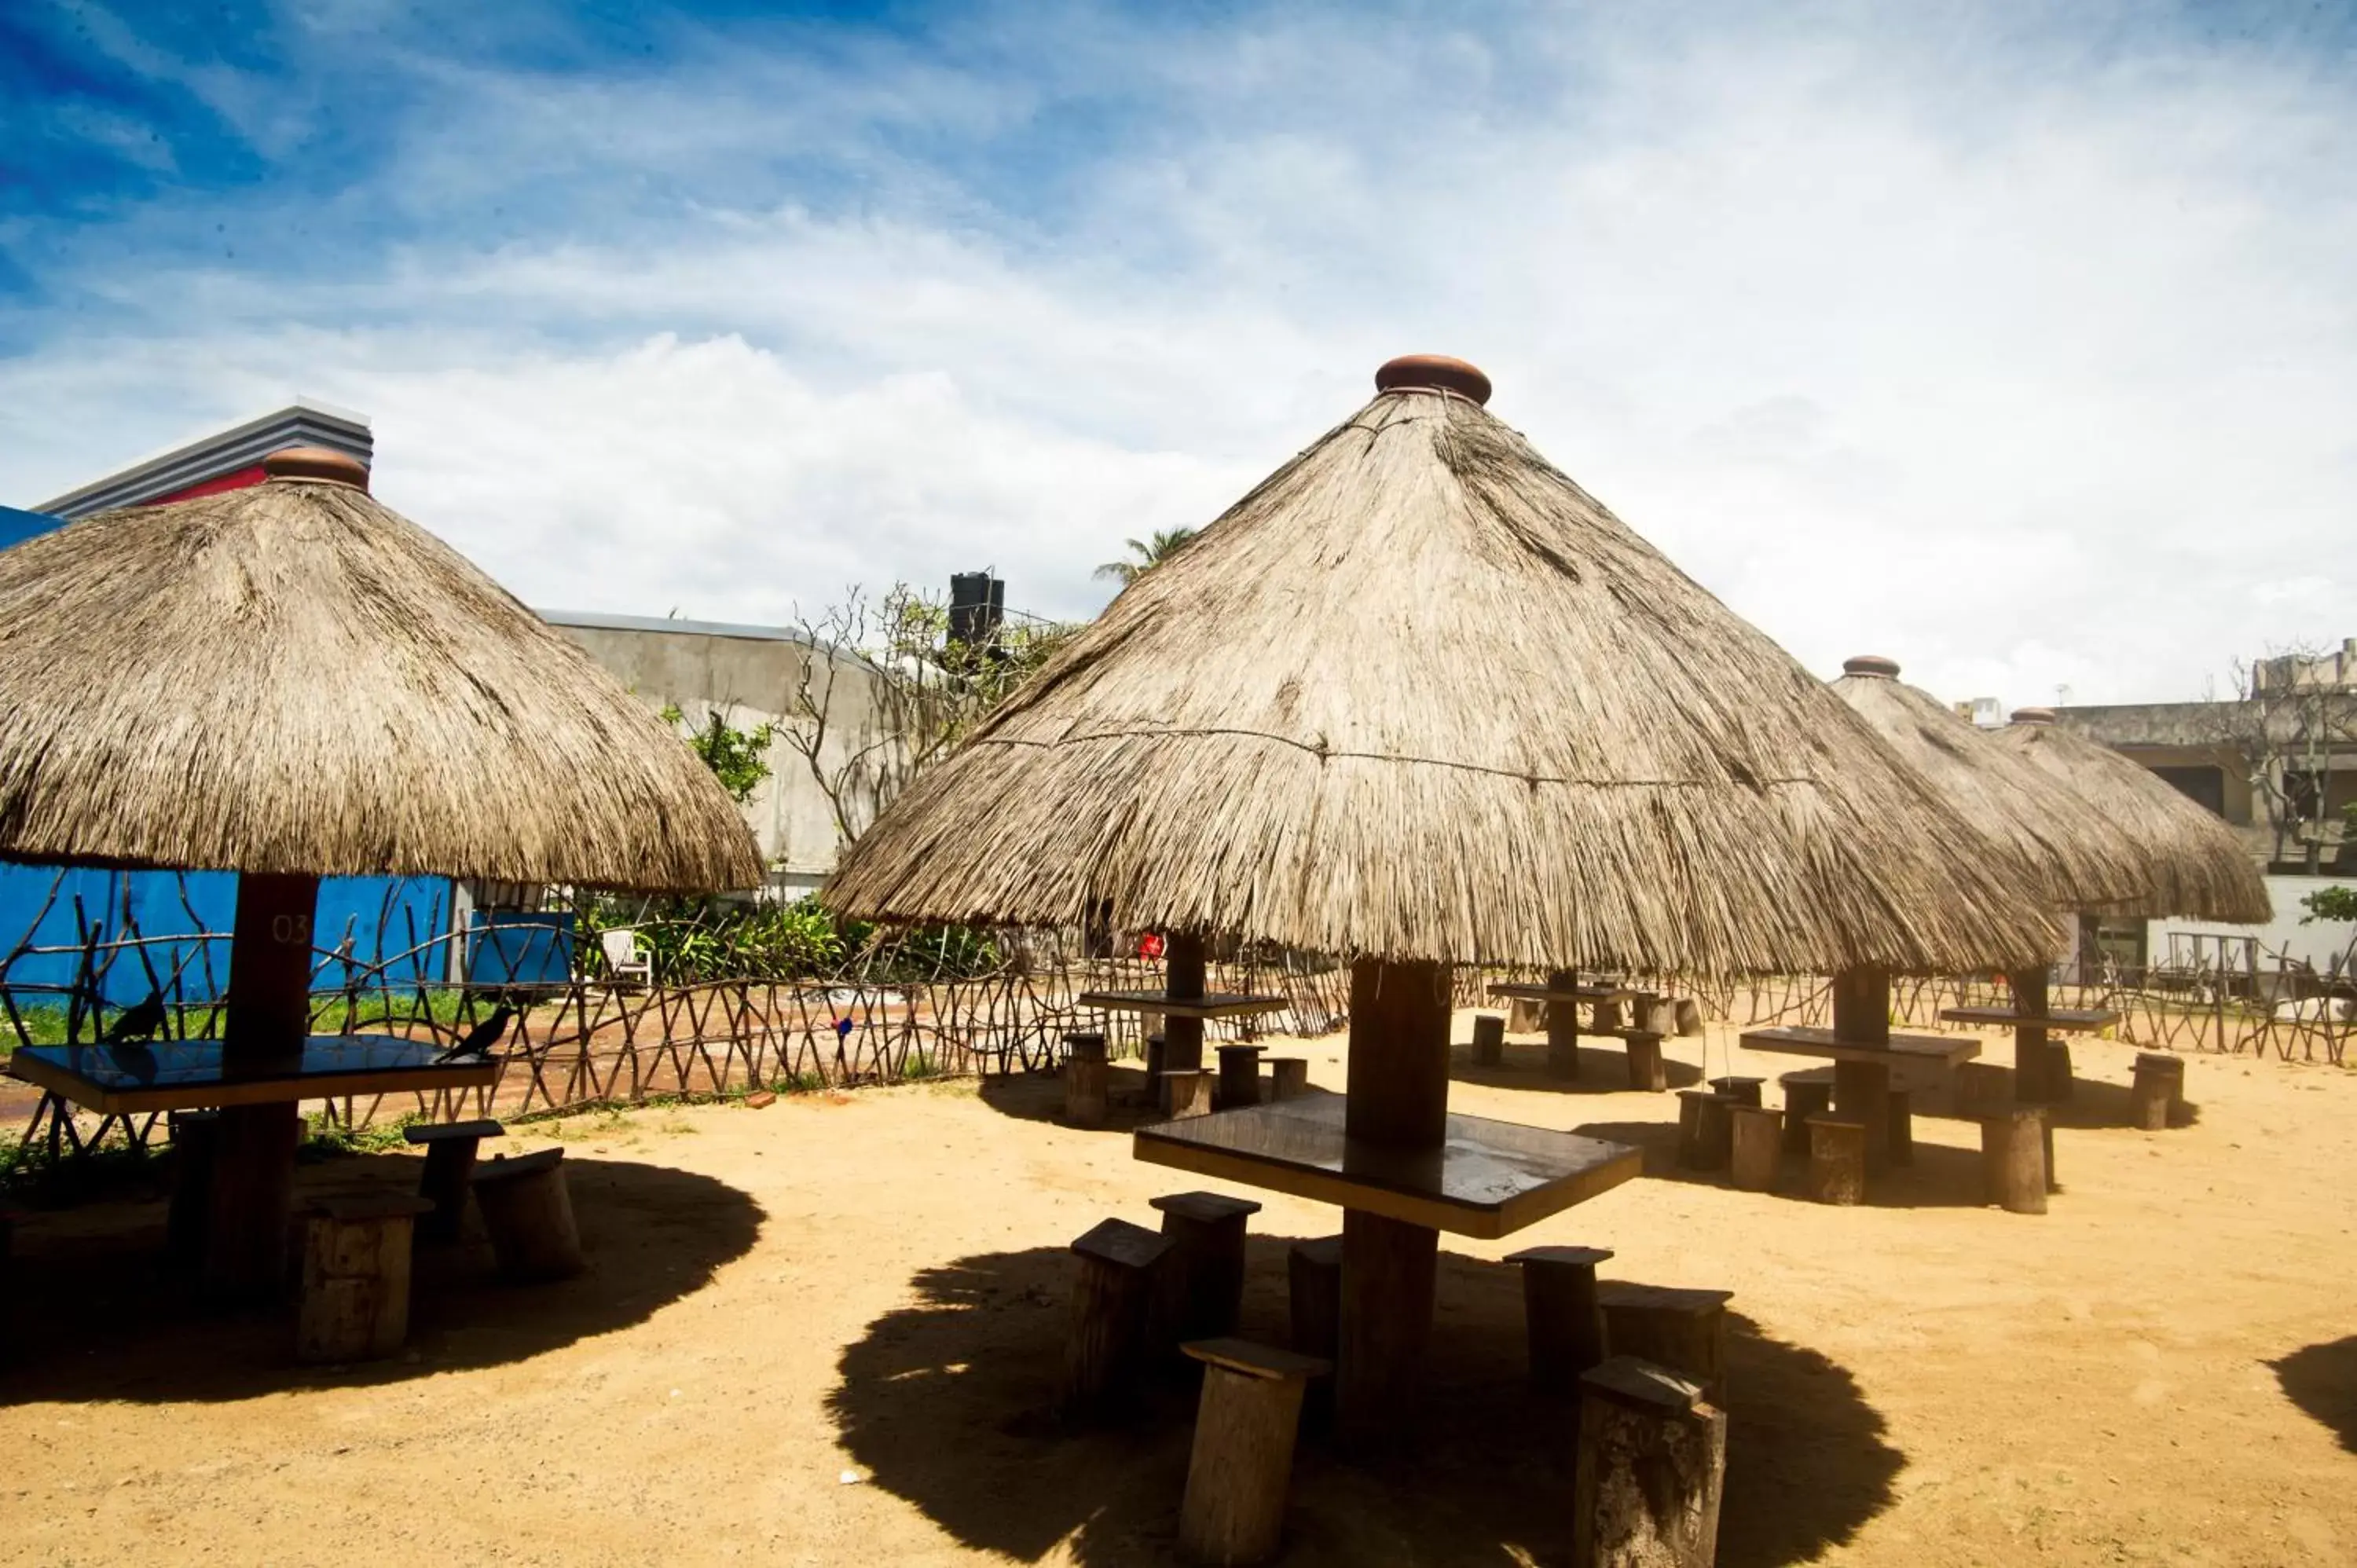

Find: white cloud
3;2;2353;709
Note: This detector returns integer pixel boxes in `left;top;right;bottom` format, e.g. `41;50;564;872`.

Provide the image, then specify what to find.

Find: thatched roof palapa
1994;709;2272;924
1830;655;2151;912
0;449;762;892
830;356;2062;976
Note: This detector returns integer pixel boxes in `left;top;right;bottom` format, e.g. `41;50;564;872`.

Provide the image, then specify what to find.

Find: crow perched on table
102;991;167;1045
435;1003;515;1064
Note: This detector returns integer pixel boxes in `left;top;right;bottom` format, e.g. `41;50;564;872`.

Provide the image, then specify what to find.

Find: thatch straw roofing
829;359;2062;975
0;450;762;892
1993;709;2272;924
1830;656;2151;912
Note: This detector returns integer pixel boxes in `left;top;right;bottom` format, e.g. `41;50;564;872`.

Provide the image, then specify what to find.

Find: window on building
2150;765;2226;818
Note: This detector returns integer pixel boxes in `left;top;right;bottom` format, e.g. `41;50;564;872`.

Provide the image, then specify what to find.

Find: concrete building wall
545;611;889;896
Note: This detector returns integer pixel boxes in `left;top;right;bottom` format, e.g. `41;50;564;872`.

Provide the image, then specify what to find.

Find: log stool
1953;1061;2011;1116
1674;1091;1732;1172
1673;997;1705;1037
1639;995;1679;1036
1265;1057;1310;1101
1886;1090;1913;1169
165;1109;222;1267
1805;1116;1867;1206
1162;1069;1213;1120
1153;1191;1263;1344
1780;1071;1834;1155
1505;1244;1613;1396
1177;1338;1329;1566
1508;998;1545;1034
1625;1031;1668;1092
469;1148;585;1281
404;1117;505;1246
1572;1356;1727;1568
1471;1013;1505;1067
1593;999;1625;1034
1286;1236;1342;1361
1065;1218;1176;1417
1980;1106;2048;1214
1707;1076;1764;1108
1063;1033;1109;1128
1596;1283;1733;1404
1146;1032;1168;1083
1728;1105;1782;1192
1216;1044;1265;1110
2132;1053;2185;1131
295;1192;434;1364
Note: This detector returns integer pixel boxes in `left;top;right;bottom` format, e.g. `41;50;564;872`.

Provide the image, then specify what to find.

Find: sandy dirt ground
3;1017;2352;1566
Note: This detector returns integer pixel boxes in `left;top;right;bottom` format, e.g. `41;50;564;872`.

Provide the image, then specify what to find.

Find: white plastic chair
600;927;654;989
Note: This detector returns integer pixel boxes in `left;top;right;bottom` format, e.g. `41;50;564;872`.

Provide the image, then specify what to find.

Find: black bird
102;990;168;1045
436;1003;515;1064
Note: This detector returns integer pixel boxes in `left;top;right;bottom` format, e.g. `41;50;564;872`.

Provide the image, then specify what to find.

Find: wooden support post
1625;1033;1667;1092
1545;968;1582;1079
165;1109;222;1268
205;870;321;1302
1728;1105;1782;1192
1163;1069;1213;1119
1063;1033;1109;1127
1178;1339;1329;1566
1593;999;1624;1034
1153;1191;1263;1345
2007;966;2058;1103
1336;958;1450;1448
1596;1284;1733;1404
1805;1117;1867;1206
1266;1057;1310;1101
1063;1218;1175;1417
1886;1090;1913;1169
1830;965;1891;1047
1164;933;1209;1085
295;1192;432;1364
1980;1108;2048;1214
2132;1053;2184;1131
1506;1244;1613;1396
1832;1059;1893;1171
1780;1073;1833;1155
470;1148;585;1280
1286;1236;1342;1361
1216;1044;1265;1111
1707;1076;1764;1108
1471;1013;1505;1067
1571;1357;1727;1568
404;1118;504;1246
1147;1032;1168;1086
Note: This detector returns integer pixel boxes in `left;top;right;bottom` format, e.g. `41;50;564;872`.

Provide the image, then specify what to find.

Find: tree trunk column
1335;957;1450;1450
205;871;320;1302
1544;968;1582;1079
1161;932;1208;1114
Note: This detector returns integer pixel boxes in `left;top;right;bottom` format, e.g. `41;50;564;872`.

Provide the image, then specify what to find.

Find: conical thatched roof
1992;709;2272;924
0;449;761;892
1830;656;2151;913
829;357;2062;975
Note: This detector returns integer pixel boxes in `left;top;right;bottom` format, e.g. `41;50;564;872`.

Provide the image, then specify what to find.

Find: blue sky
3;0;2354;705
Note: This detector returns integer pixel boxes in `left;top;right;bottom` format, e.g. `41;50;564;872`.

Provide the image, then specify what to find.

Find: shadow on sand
830;1237;1901;1566
0;1151;762;1401
1449;1039;1706;1095
2271;1335;2357;1454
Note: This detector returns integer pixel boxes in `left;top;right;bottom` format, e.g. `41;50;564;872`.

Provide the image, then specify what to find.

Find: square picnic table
7;1035;503;1116
1485;973;1655;1082
1737;1025;1981;1169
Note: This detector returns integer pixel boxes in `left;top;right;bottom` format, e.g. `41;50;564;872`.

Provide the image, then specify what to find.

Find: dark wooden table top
1937;1006;2123;1032
1736;1026;1983;1068
6;1035;504;1115
1076;990;1289;1020
1133;1091;1641;1240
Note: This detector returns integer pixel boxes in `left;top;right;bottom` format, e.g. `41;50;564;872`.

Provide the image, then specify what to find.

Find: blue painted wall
0;866;455;1008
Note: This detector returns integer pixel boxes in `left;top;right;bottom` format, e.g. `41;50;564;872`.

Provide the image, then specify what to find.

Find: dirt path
2;1019;2351;1565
